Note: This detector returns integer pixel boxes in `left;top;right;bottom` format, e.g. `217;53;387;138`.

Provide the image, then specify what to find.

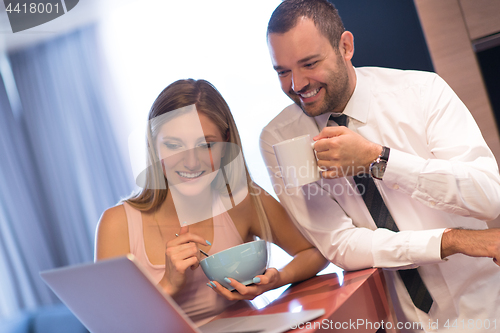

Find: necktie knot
328;114;348;127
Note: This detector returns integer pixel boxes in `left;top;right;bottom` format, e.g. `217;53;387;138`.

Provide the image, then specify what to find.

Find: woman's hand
158;225;209;296
207;268;281;301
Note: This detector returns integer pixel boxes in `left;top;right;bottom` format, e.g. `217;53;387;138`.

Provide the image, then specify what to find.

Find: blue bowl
200;240;267;291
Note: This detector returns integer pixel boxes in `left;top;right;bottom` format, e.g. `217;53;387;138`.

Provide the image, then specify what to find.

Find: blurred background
1;0;499;331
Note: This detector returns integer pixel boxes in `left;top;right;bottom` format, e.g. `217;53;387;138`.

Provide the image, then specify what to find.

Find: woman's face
155;110;226;197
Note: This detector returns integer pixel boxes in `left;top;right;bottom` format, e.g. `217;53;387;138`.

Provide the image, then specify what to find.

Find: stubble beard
290;60;350;118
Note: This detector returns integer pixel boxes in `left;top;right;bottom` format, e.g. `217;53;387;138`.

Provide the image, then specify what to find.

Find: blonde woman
95;79;327;325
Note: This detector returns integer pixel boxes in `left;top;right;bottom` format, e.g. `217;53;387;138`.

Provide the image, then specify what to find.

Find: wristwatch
369;146;390;180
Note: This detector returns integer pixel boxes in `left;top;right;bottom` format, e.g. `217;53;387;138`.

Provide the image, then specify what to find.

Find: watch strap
369;146;390;180
380;146;390;162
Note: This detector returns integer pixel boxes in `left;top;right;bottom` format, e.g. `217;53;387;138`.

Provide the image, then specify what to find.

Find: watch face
371;160;387;180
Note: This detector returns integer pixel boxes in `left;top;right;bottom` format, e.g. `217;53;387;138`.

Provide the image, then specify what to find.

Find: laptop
40;255;325;333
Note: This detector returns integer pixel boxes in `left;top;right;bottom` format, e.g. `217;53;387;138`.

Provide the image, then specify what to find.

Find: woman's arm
211;184;328;300
254;185;329;286
94;205;131;261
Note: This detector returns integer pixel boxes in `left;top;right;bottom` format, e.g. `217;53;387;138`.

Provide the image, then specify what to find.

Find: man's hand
313;126;382;178
441;228;500;266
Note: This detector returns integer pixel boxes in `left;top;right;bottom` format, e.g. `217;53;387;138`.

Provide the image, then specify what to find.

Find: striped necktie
329;114;434;313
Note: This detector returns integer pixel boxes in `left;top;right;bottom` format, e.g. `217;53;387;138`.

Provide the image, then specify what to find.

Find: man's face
268;17;351;117
156;110;225;197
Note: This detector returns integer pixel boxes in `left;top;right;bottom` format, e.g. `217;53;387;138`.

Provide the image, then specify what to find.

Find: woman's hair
126;79;272;241
267;0;345;50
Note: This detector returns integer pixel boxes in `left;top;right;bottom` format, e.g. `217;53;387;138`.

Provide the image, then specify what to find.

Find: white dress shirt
260;67;500;332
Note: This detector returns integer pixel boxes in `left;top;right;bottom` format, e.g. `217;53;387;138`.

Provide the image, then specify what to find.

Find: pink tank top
122;194;244;326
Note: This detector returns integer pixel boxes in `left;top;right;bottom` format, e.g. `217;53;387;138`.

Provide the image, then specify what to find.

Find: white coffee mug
272;134;322;188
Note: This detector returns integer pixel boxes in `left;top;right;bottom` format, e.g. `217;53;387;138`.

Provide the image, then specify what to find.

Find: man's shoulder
260;104;318;144
357;66;440;87
263;103;304;130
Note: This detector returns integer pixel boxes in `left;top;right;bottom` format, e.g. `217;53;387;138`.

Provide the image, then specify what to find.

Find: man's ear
339;31;354;61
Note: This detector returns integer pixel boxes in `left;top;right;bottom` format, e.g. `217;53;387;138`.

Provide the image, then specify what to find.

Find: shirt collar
314;67;371;131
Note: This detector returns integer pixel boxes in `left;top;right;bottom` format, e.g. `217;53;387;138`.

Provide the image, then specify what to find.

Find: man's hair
267;0;345;49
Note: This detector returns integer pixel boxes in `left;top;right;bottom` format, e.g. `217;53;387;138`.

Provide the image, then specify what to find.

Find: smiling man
260;0;500;332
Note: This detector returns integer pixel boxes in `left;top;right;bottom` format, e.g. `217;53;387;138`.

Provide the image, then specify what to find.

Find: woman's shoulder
248;183;280;208
95;204;131;260
224;183;279;222
97;204;129;236
102;203;127;220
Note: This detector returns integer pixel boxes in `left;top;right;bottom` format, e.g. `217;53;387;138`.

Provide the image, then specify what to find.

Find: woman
95;79;327;326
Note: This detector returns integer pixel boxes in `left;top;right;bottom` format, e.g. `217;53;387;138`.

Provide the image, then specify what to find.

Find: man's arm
441;228;500;266
260;76;500;270
314;73;500;221
262;131;500;270
260;128;446;271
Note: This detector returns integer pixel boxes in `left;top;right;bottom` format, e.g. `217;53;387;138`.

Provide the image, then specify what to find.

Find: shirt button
430;201;436;207
392;184;399;190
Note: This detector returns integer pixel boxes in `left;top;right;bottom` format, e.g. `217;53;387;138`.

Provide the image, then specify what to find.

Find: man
260;0;500;331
